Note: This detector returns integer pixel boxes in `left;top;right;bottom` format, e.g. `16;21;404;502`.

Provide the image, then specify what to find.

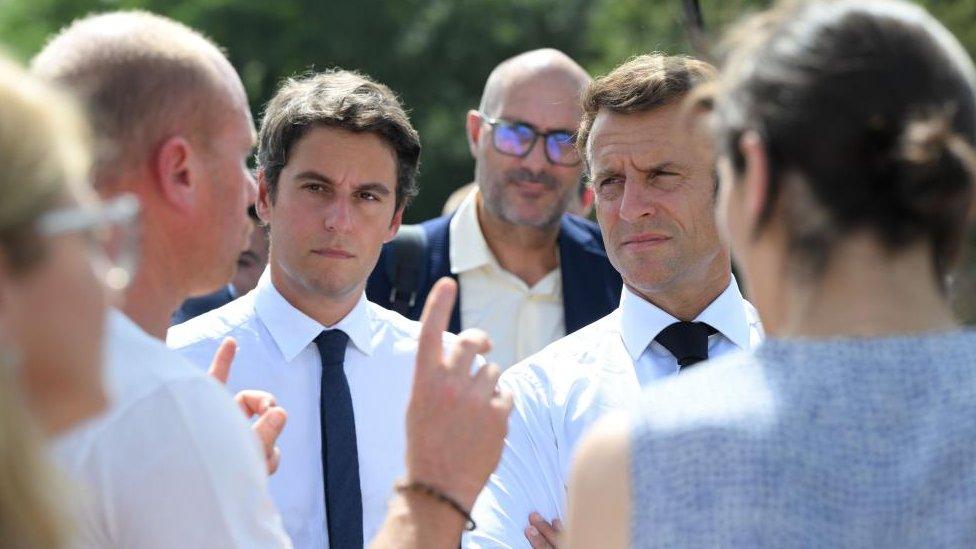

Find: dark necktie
654;321;717;369
314;329;363;548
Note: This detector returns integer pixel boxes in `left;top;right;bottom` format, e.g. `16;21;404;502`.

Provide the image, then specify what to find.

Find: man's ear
256;169;273;226
466;110;484;158
385;206;405;242
739;131;770;229
153;135;195;213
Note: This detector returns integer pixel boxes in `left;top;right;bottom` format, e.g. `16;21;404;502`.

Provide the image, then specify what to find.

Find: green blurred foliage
0;0;766;224
2;0;974;222
2;0;976;317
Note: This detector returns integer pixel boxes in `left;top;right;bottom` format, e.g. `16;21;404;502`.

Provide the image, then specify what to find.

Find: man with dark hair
367;48;621;371
255;70;421;212
169;69;488;549
466;54;764;548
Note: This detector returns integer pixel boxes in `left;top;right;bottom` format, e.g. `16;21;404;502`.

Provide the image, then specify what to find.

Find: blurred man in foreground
34;12;290;547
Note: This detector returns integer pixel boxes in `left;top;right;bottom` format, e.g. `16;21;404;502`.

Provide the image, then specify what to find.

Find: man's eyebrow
238;250;259;263
293;171;392;195
647;161;686;174
591;161;688;181
294;170;334;185
591;168;620;181
355;182;392;196
497;115;574;134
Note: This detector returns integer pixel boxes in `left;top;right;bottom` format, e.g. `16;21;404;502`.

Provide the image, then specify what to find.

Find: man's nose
618;178;655;223
324;197;354;233
521;136;550;172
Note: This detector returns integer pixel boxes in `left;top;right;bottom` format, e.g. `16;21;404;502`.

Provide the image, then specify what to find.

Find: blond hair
0;52;93;549
31;10;235;189
0;52;91;269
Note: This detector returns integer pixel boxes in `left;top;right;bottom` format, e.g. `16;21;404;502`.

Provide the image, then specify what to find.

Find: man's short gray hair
31;11;236;188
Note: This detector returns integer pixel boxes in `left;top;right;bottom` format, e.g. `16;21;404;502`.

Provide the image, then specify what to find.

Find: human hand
405;278;513;510
525;512;562;548
208;337;288;475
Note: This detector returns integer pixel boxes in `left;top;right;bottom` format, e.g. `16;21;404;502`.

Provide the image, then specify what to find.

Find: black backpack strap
385;224;428;317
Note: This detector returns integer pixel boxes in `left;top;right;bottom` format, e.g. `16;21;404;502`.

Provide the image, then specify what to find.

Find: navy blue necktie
314;329;363;548
655;321;717;369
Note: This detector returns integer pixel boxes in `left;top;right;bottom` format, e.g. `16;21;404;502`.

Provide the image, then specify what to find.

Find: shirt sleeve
74;376;292;549
465;367;566;548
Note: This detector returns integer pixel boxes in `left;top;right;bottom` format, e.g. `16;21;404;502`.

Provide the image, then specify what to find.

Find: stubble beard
480;169;573;230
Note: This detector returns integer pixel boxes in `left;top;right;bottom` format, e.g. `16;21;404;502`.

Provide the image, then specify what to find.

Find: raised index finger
416;277;457;373
206;337;237;384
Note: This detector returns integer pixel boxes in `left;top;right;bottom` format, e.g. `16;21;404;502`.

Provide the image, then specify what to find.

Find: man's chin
500;207;562;229
305;274;364;300
621;266;680;295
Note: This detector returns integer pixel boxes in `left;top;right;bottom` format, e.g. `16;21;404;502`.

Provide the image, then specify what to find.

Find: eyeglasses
477;112;581;167
37;194;140;291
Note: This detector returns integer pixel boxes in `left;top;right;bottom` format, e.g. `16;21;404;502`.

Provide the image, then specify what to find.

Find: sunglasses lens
493;121;535;157
546;132;580;166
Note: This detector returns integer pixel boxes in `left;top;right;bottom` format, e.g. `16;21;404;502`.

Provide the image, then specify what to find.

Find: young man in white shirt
33;12;291;548
466;54;766;549
168;69;469;548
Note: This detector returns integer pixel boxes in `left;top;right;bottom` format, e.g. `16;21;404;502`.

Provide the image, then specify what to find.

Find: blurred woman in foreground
0;54;136;548
567;1;976;547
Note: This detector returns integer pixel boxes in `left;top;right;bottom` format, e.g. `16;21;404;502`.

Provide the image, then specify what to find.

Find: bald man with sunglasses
367;48;621;370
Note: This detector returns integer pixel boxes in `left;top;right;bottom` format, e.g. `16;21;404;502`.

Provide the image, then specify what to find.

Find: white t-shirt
53;309;291;549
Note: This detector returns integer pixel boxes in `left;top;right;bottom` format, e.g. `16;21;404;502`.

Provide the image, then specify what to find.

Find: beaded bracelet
394;479;477;531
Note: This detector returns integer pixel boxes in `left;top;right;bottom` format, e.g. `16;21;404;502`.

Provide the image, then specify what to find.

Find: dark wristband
394;479;477;531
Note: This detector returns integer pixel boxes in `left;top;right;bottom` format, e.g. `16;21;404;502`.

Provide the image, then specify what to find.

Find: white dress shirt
53;310;290;549
168;270;461;549
450;191;565;369
465;281;764;548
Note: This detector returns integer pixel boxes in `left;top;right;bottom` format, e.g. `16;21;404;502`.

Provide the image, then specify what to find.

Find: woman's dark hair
709;0;976;279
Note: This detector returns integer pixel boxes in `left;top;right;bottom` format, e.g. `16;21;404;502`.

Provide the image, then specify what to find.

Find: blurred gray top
629;330;976;548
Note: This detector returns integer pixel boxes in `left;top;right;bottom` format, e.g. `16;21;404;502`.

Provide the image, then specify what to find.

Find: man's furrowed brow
646;161;687;175
356;182;393;196
591;165;621;181
295;170;334;185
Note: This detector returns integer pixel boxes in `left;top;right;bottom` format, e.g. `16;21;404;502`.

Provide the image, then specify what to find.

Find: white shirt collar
449;189;495;274
619;277;752;362
253;269;376;362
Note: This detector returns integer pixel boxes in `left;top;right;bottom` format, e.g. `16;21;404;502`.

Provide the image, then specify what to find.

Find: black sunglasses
478;112;581;167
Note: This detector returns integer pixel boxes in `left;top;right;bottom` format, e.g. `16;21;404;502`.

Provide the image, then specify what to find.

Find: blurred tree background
1;0;975;316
